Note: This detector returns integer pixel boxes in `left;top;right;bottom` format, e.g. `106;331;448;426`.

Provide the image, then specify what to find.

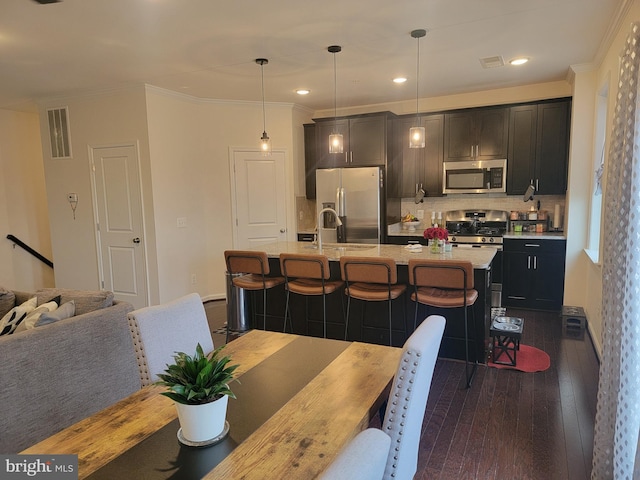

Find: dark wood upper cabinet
304;123;317;199
444;107;509;162
393;114;444;198
507;99;570;195
315;114;388;168
304;99;570;200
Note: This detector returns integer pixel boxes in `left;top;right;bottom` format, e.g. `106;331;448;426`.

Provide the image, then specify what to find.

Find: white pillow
0;297;37;336
13;300;59;334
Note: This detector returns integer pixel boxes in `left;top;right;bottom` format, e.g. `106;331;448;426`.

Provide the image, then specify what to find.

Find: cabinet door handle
527;255;531;269
471;146;474;158
533;256;537;270
345;152;348;164
525;243;540;247
536;179;539;191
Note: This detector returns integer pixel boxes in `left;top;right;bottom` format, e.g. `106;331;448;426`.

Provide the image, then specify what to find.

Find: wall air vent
479;55;505;69
47;107;72;158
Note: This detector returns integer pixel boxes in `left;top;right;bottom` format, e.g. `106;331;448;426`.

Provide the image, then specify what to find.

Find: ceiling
0;0;624;112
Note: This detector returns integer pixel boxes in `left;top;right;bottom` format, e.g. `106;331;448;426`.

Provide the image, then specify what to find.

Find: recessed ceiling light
393;77;407;84
510;57;529;66
296;89;310;95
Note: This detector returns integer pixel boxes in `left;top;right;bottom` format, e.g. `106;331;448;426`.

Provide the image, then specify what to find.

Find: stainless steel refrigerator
316;167;383;244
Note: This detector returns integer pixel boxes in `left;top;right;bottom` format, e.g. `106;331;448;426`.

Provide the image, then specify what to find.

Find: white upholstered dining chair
127;293;214;386
381;314;445;480
319;428;391;480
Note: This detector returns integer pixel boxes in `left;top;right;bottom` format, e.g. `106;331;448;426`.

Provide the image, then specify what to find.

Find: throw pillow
0;296;37;336
36;300;76;327
35;288;114;316
13;300;60;334
0;287;16;319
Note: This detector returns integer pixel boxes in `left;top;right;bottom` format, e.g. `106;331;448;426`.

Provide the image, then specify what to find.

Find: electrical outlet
177;217;187;228
416;210;424;220
190;273;197;285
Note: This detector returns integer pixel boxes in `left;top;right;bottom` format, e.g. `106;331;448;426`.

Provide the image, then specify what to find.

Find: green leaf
154;343;238;405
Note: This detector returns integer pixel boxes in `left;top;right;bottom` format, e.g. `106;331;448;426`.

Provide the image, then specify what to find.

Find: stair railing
6;234;54;268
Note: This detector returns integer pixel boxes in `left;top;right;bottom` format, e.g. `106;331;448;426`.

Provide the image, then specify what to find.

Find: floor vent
47;106;72;158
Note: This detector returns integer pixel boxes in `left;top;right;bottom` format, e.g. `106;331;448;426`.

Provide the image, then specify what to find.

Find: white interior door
91;144;149;308
231;149;287;248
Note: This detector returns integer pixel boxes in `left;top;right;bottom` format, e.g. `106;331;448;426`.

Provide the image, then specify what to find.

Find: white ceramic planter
175;395;229;442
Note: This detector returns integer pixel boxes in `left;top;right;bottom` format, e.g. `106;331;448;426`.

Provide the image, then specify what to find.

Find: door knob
280;228;286;233
133;237;141;244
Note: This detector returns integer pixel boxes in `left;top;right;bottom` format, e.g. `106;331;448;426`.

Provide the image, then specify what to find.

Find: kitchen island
239;241;497;363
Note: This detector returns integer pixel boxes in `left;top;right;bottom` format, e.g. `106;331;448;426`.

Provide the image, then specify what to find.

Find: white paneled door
230;149;287;249
90;144;149;309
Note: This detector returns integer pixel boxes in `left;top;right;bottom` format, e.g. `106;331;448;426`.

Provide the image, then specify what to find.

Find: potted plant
156;343;238;444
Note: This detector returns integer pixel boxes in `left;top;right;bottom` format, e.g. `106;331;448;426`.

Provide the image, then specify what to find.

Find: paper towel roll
553;204;561;229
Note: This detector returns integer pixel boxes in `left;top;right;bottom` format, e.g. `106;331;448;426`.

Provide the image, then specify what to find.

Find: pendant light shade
409;29;427;149
328;45;343;154
256;58;271;155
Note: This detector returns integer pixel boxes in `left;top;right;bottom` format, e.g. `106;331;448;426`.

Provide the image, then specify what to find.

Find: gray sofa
0;288;142;453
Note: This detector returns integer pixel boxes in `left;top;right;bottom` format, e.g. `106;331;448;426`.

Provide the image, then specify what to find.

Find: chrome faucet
317;208;343;251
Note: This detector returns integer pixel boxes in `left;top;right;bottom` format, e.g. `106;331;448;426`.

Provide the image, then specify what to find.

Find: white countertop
503;232;566;240
252;241;497;269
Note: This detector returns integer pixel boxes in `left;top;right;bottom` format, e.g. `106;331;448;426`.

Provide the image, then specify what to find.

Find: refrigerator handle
337;187;346;216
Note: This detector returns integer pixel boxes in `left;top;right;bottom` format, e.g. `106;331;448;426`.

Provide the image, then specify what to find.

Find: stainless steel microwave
442;159;507;194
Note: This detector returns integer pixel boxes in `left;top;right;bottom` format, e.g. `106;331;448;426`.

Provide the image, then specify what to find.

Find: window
586;82;608;263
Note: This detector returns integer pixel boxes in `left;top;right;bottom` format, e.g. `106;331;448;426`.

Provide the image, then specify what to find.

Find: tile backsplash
296;196;317;232
297;194;567;233
400;194;566;228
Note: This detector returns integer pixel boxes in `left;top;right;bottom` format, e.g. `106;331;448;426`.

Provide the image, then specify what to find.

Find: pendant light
328;45;343;154
409;29;427;148
256;58;271;155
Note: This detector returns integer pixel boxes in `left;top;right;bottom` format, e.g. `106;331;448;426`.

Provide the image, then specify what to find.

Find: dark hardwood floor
204;302;599;480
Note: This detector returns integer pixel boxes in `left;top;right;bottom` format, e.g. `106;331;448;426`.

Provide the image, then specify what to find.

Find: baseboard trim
202;293;225;302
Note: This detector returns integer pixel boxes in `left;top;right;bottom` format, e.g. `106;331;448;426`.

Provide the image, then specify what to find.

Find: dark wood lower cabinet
503;238;566;311
246;258;490;363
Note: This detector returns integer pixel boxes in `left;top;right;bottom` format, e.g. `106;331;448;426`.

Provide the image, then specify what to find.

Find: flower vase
429;239;438;253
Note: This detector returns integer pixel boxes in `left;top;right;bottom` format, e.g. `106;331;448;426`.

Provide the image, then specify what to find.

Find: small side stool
490;316;524;366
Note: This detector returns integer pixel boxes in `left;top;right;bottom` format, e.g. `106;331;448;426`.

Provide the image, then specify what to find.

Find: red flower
423;227;448;240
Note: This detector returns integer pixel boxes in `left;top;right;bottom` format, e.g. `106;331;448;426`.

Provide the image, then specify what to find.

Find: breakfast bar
240;241;497;363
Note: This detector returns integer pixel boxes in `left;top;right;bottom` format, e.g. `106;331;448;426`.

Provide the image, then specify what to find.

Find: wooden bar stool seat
340;256;407;346
279;253;344;338
408;259;478;388
224;250;284;341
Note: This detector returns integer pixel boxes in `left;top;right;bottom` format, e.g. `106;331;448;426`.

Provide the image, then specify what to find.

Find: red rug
488;344;550;372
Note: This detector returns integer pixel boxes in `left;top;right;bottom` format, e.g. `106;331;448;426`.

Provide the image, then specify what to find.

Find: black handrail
6;234;54;268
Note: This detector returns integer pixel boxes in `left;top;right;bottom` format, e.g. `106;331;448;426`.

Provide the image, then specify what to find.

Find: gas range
445;209;509;247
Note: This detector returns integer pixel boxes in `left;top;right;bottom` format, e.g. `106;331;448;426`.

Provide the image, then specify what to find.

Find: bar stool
340;256;407;346
279;253;344;338
408;259;478;388
224;250;285;342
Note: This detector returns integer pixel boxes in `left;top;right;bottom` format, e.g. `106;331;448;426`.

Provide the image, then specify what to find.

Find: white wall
0;109;53;291
574;0;640;357
145;87;308;302
37;86;159;302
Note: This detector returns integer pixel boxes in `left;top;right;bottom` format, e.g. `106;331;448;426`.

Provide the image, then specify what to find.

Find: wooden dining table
22;330;402;479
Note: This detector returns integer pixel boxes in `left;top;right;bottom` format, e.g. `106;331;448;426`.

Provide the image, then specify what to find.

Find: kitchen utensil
523;183;535;202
